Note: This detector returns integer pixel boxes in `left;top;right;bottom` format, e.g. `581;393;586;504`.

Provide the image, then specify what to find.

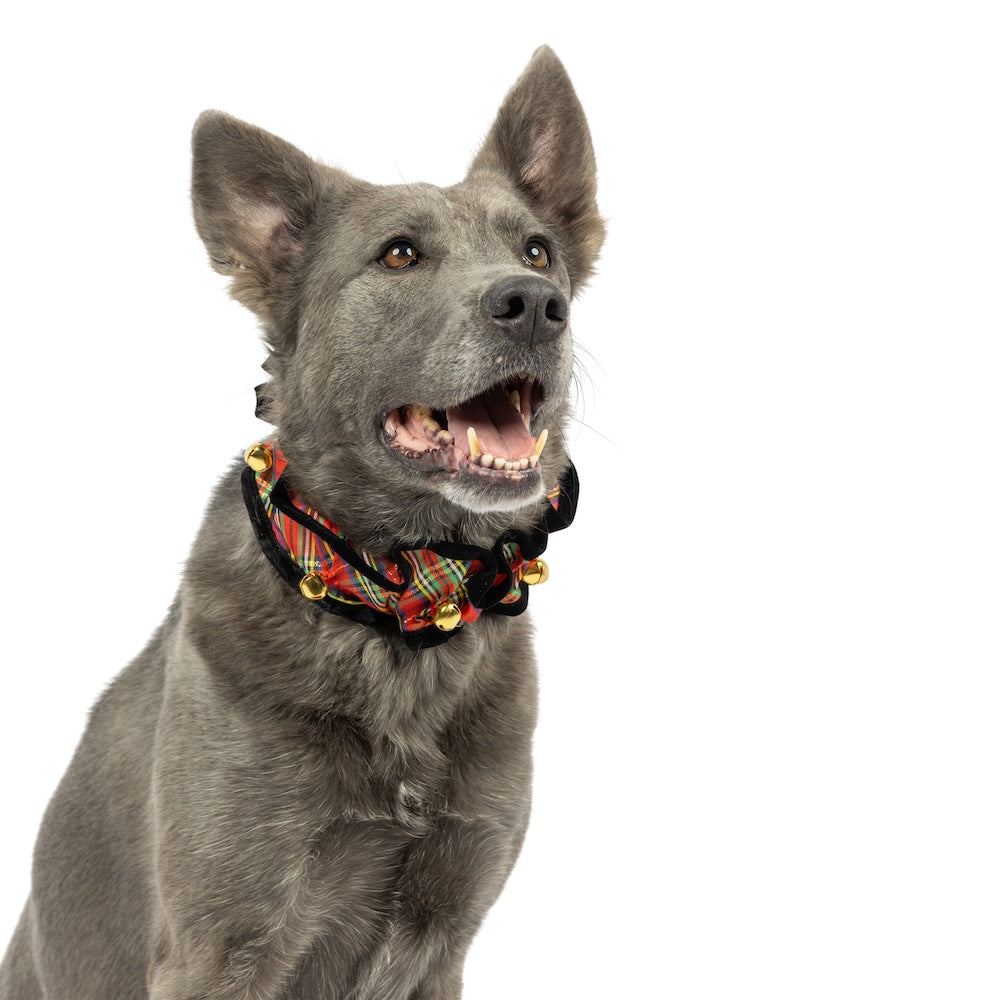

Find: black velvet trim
240;460;579;650
483;587;530;618
268;478;405;592
544;461;580;532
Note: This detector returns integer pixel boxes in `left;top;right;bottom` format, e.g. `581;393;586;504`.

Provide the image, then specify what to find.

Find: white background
1;2;997;997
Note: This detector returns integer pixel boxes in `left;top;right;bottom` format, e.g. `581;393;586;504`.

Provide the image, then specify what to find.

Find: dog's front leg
146;767;326;1000
349;817;516;1000
145;653;406;1000
148;813;409;1000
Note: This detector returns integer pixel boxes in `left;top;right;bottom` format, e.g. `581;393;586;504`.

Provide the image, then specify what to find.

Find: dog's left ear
469;46;605;288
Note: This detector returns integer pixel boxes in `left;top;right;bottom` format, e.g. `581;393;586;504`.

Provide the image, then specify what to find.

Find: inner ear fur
191;111;328;326
469;46;606;287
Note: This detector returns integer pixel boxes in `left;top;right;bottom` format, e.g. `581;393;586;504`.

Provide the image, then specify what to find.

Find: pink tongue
447;386;535;459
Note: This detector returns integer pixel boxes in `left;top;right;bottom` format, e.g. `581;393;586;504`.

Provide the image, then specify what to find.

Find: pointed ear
469;46;605;287
191;111;327;333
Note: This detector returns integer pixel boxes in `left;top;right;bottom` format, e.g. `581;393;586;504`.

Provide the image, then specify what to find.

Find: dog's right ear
469;47;605;290
191;111;326;336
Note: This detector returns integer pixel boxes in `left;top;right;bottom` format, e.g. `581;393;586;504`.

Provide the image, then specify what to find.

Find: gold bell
522;559;549;586
432;602;463;632
244;442;273;473
299;572;329;601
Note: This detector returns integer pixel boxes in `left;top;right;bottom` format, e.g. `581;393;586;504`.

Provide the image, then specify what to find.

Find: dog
0;46;603;1000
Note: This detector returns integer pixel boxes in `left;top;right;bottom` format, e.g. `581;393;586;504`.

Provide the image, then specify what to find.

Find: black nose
482;275;568;346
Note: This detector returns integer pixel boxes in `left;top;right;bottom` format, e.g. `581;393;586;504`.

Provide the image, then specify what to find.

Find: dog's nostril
545;298;566;323
495;295;525;321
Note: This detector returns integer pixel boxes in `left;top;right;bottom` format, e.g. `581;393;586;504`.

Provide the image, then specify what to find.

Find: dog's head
192;47;603;550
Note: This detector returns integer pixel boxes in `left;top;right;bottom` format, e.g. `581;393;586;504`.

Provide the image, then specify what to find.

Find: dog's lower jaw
438;468;548;514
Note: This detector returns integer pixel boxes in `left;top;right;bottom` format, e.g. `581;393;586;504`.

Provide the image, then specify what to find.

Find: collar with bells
241;441;578;650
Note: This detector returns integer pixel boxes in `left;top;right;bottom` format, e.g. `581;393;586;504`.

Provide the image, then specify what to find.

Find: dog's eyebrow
364;207;443;243
486;207;552;241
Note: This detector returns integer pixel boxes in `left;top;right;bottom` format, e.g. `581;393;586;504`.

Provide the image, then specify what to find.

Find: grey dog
0;46;603;1000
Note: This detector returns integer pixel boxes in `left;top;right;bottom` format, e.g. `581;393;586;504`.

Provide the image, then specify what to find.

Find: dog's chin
438;466;547;514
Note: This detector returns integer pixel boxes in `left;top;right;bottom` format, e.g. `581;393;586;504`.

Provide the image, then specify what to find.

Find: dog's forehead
339;179;544;250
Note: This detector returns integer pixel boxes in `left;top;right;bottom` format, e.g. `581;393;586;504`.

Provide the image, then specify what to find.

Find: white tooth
518;457;529;471
510;389;521;412
467;426;481;460
532;428;549;458
529;455;539;469
506;460;517;472
481;454;495;469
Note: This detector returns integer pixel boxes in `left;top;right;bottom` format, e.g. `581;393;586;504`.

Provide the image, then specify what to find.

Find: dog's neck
241;442;578;650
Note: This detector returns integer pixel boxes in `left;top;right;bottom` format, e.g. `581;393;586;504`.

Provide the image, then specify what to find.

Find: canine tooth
467;426;481;460
481;454;495;469
532;428;548;458
509;389;521;412
519;382;532;424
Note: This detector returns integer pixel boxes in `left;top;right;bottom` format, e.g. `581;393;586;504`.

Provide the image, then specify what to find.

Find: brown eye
523;239;550;268
381;240;418;269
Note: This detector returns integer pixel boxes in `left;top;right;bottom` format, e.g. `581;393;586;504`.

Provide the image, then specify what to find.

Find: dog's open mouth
383;376;547;479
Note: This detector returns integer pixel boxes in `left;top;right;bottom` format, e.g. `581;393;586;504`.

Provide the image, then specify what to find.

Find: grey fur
1;46;603;1000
